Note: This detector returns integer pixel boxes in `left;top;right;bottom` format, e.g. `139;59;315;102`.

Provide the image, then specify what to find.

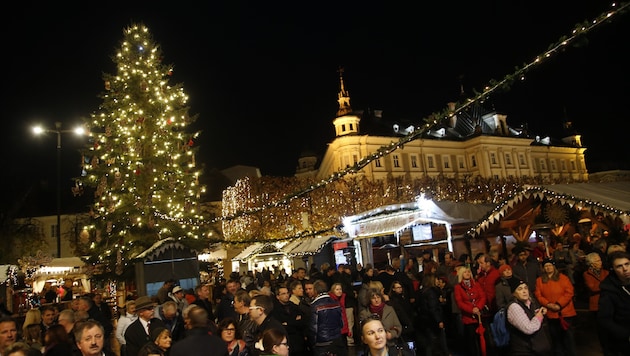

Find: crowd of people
0;232;629;356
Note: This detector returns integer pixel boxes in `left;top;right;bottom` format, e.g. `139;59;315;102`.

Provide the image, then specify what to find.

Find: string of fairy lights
209;1;628;224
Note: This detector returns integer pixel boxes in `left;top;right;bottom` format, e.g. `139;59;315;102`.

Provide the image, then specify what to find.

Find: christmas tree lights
76;24;206;277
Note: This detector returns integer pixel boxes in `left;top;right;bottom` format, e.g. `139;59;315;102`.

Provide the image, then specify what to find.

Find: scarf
369;301;386;317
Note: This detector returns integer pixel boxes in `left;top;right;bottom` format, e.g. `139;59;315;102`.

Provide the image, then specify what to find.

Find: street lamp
32;122;85;258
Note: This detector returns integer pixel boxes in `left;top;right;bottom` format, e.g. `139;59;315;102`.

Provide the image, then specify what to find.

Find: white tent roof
343;198;493;239
282;236;335;257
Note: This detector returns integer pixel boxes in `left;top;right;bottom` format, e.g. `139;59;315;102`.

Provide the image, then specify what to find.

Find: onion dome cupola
332;67;361;137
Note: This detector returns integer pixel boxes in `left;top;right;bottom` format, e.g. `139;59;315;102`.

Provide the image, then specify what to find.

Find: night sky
3;2;629;215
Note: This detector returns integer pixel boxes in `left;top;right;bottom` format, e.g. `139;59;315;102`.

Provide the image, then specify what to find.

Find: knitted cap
498;264;512;274
542;258;556;267
508;278;526;293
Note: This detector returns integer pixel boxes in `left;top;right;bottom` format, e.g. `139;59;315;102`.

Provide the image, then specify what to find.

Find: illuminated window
393;154;400;168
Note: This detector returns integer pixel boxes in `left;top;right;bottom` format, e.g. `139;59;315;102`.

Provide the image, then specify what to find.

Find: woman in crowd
329;283;351;342
535;258;577;356
4;342;43;356
23;324;43;352
359;314;414;356
219;318;248;356
138;327;172;356
42;325;73;356
21;309;41;343
582;252;610;355
506;279;551;355
260;328;289;356
453;265;486;356
359;288;403;347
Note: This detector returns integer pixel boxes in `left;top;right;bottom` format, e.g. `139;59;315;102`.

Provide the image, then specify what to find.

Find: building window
561;160;566;171
353;154;359;165
519;153;526;166
442;156;450;169
490;152;497;165
341;124;346;132
349;123;354;131
427;155;435;168
505;153;512;165
375;158;382;167
393;154;400;168
411;155;418;168
550;160;557;171
458;156;465;169
471;155;477;167
570;160;576;170
539;158;547;171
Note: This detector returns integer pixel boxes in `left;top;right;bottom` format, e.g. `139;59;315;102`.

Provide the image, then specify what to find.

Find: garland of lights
201;1;627;224
88;3;629;262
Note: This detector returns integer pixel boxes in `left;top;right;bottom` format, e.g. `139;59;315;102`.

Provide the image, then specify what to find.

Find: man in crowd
74;320;115;356
476;253;501;313
249;294;285;355
0;316;18;356
272;285;308;356
39;305;57;342
78;295;114;349
92;292;113;323
304;280;316;304
289;280;311;320
170;307;228;356
169;285;189;314
598;251;630;354
512;245;541;293
154;300;186;342
217;279;240;322
124;295;165;356
309;280;346;356
192;283;216;323
157;279;176;305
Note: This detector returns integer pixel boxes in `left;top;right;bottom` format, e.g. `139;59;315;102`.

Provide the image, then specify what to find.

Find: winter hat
508;278;526;293
498;264;512;274
542;258;556;267
171;286;183;294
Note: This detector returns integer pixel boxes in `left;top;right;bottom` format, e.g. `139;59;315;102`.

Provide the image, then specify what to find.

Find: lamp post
33;122;85;258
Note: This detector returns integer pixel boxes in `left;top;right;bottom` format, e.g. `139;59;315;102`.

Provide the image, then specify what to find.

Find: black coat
124;317;165;356
598;272;630;353
170;327;228;356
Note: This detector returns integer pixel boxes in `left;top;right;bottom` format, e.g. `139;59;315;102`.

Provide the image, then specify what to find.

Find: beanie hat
508;278;526;293
498;264;512;274
542;258;556;267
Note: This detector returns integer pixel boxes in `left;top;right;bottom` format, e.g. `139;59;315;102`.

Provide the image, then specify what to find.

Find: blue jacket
309;293;343;346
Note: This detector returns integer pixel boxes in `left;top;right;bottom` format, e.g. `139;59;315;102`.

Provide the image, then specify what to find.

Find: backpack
490;306;510;347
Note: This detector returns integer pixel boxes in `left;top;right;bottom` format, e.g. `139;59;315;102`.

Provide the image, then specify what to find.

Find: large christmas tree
76;23;206;278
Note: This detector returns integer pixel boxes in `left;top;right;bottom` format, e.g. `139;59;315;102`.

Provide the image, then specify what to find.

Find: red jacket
476;266;501;311
454;280;487;325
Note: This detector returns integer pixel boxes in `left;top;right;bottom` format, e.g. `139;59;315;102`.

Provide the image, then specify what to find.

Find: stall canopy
231;241;288;263
343;196;493;251
468;181;630;237
344;198;492;238
282;236;335;257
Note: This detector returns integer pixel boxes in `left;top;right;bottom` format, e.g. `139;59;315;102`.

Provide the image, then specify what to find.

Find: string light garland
208;1;629;225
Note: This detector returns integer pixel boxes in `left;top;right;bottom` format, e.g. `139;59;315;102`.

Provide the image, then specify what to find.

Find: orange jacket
583;268;609;311
535;273;576;319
